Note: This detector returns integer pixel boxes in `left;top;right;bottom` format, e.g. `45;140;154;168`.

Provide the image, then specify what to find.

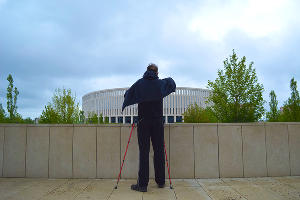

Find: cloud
0;0;299;119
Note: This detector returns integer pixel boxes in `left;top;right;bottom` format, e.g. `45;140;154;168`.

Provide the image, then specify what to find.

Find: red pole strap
164;141;172;187
116;123;135;186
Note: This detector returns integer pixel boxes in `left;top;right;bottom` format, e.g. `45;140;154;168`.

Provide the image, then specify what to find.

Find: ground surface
0;177;300;200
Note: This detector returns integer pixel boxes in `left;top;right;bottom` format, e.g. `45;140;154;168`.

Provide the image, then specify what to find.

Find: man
122;63;176;192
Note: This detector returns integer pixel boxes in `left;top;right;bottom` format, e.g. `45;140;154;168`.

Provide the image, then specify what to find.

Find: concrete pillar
123;116;125;124
131;116;133;124
109;117;111;123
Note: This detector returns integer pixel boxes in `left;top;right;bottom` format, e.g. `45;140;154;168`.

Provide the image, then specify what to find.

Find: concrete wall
0;123;299;179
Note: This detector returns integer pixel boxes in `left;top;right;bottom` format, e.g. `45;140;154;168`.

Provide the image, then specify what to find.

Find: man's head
147;63;158;75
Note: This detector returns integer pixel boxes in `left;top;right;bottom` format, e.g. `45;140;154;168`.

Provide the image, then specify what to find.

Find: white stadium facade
82;87;211;124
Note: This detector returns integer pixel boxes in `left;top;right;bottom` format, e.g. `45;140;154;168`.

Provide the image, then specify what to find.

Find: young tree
6;74;19;120
183;103;217;123
99;113;104;124
207;50;265;122
280;78;300;122
0;103;6;122
86;112;98;124
79;110;85;124
266;90;279;122
39;105;61;123
39;88;80;124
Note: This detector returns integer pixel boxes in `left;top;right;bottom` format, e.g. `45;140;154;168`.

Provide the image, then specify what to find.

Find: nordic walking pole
114;123;135;189
164;140;173;189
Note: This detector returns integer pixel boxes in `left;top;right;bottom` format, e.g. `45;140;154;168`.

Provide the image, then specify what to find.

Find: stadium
82;87;211;124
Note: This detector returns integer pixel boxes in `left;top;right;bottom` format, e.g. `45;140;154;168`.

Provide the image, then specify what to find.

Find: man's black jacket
122;70;176;118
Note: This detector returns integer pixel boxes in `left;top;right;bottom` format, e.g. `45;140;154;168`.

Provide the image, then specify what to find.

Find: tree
183;103;217;123
86;112;98;124
0;103;6;122
6;74;19;120
280;78;300;122
266;90;279;122
99;113;104;124
79;110;85;124
39;105;61;124
104;116;109;123
207;50;265;122
39;88;80;124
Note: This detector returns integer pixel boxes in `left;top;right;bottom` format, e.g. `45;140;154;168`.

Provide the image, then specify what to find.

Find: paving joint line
37;179;69;200
172;187;178;200
220;178;249;200
105;185;115;200
73;180;93;200
195;179;213;200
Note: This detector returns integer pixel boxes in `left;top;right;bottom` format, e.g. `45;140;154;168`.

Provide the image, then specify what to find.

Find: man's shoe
131;184;147;192
158;183;165;188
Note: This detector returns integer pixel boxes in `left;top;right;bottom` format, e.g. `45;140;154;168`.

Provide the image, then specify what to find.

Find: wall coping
0;122;300;128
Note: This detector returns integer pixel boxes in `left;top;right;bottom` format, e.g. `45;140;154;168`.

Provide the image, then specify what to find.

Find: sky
0;0;299;119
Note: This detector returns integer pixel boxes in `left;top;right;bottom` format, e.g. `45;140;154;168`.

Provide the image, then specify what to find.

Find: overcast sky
1;0;299;119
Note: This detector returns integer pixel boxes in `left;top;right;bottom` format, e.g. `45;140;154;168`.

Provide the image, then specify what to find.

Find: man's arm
122;80;139;111
161;77;176;98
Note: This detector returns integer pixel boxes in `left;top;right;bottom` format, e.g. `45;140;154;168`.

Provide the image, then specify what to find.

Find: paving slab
39;179;92;200
0;178;46;199
172;179;200;187
273;176;300;191
202;185;247;200
0;177;299;200
175;186;212;200
5;179;68;200
222;178;283;200
75;179;115;200
143;180;175;200
197;178;227;187
108;179;143;200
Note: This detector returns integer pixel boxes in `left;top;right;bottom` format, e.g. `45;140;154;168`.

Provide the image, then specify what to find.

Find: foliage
266;90;280;122
79;110;85;124
99;113;104;124
104;116;109;123
183;103;217;123
39;105;61;124
39;88;80;124
207;50;265;122
6;74;20;120
279;78;300;122
0;103;6;122
86;112;98;124
23;117;34;124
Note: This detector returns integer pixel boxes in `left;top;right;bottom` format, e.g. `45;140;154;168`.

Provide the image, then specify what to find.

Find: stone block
0;127;4;177
73;127;96;178
170;125;194;178
97;126;120;178
3;127;26;177
194;125;219;178
266;124;290;176
121;125;138;178
242;125;267;177
49;126;73;178
149;125;170;179
288;125;300;175
26;127;49;177
219;125;243;178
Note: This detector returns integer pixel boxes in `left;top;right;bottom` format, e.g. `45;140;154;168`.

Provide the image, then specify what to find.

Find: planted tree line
1;50;299;124
183;50;300;123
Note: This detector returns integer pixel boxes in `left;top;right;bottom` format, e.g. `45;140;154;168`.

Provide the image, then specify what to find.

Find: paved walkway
0;177;300;200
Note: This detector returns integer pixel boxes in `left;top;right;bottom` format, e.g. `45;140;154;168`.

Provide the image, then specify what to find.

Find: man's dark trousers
137;117;165;187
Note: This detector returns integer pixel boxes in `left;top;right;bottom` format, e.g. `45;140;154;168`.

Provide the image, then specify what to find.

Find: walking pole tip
114;185;118;189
